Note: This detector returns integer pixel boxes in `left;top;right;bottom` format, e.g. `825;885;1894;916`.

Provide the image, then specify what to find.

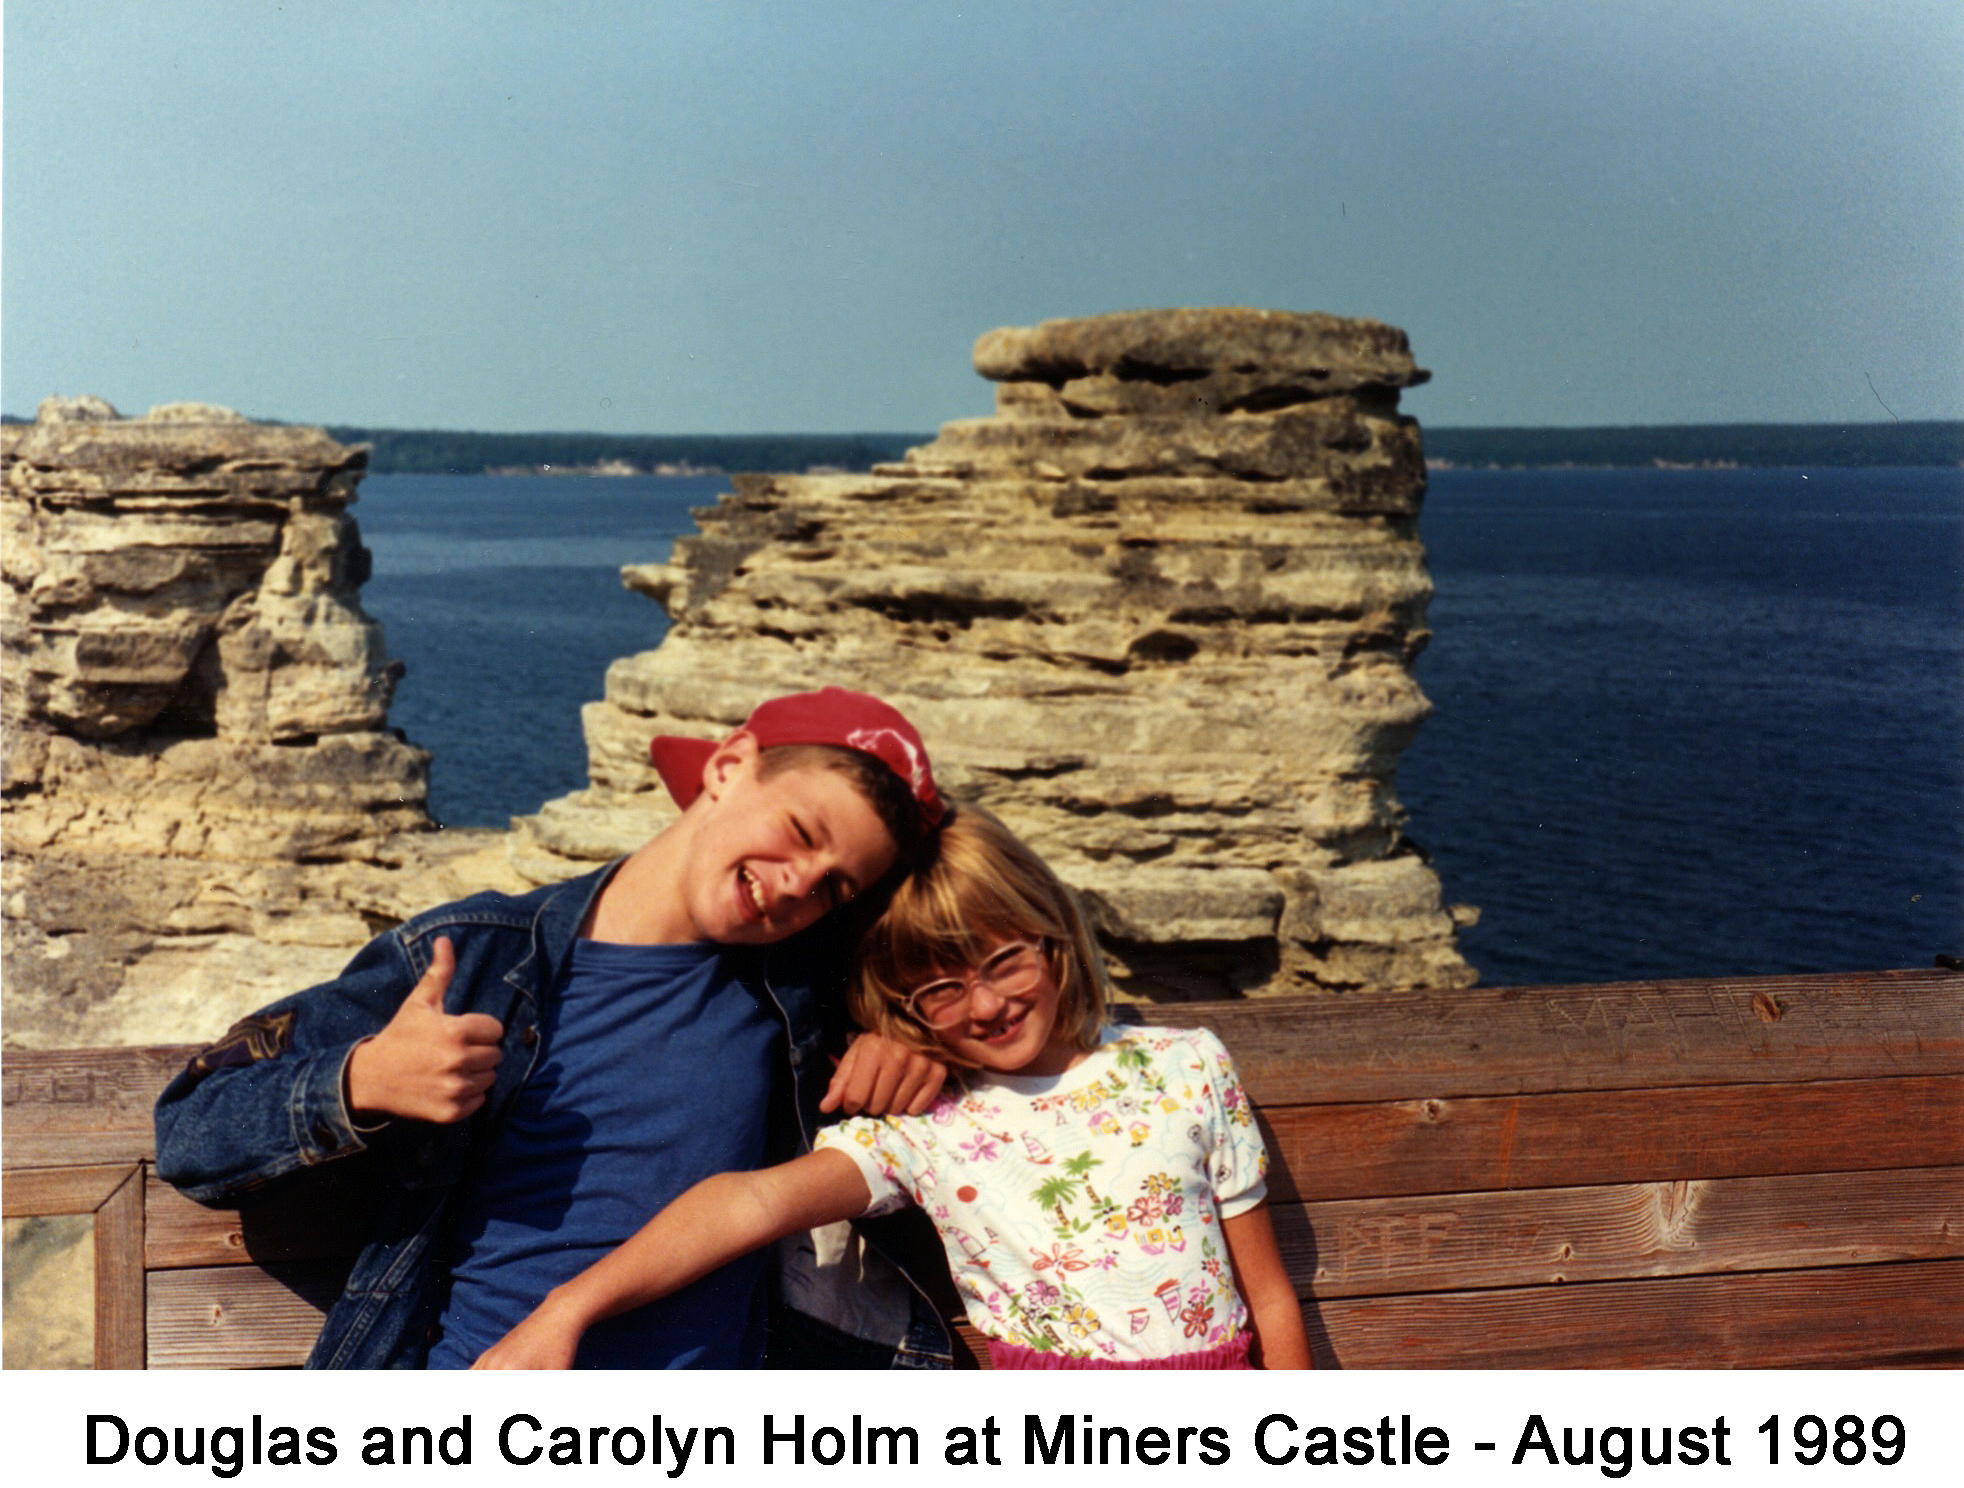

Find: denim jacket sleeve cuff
338;1038;393;1135
290;1042;377;1165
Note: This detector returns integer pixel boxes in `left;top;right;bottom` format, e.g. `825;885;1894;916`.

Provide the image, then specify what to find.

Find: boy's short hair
756;743;928;870
849;803;1109;1060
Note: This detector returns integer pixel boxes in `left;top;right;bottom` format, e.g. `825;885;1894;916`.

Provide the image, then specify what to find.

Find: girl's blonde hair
850;804;1109;1060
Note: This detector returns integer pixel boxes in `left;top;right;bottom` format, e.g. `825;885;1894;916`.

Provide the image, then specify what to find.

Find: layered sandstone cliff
514;309;1475;996
1;398;520;1048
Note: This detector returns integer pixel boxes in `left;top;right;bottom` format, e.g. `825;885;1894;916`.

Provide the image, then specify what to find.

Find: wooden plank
146;1263;345;1369
12;966;1959;1166
1273;1166;1964;1299
94;1168;146;1370
1310;1259;1964;1368
3;1046;193;1169
144;1257;1964;1371
4;1163;134;1218
1258;1074;1964;1201
144;1173;377;1269
1120;967;1964;1103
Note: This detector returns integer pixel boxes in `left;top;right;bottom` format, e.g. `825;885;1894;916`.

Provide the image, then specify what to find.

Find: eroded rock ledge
516;309;1476;997
2;398;521;1047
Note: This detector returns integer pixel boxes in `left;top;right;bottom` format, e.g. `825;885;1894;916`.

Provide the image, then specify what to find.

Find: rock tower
515;309;1475;997
1;398;517;1046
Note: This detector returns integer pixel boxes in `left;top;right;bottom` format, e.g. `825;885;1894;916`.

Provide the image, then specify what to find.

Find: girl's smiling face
917;936;1087;1078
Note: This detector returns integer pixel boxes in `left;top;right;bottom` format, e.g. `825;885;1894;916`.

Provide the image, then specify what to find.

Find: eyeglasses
903;940;1050;1030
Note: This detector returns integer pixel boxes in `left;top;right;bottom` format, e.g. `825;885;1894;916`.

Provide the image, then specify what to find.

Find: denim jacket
152;862;952;1369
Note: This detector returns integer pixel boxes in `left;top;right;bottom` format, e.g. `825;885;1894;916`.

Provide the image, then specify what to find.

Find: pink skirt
986;1334;1253;1370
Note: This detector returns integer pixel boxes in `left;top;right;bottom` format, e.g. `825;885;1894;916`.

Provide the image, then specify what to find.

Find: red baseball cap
649;687;945;828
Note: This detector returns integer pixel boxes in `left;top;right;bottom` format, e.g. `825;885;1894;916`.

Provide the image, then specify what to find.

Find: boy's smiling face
680;733;899;946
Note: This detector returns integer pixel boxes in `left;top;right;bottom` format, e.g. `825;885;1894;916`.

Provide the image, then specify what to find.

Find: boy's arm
820;1033;947;1116
1222;1202;1313;1369
154;933;501;1202
473;1148;873;1369
153;929;414;1201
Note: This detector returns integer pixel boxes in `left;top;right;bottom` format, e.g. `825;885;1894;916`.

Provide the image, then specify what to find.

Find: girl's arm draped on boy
474;1150;872;1369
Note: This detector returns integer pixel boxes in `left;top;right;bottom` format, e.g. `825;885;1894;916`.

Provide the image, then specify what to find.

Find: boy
153;687;954;1368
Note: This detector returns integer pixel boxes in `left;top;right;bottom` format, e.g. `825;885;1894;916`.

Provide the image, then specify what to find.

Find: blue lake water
359;474;719;828
356;467;1964;988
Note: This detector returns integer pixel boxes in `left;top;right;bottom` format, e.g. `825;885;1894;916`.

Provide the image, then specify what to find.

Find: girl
475;806;1311;1370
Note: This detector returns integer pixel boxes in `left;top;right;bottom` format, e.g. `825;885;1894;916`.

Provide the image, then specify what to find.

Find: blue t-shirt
428;938;782;1368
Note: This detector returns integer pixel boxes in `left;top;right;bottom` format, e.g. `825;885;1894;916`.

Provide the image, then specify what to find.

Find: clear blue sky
4;0;1960;434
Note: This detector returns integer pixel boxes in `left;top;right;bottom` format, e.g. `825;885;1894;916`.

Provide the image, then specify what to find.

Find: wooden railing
5;967;1961;1368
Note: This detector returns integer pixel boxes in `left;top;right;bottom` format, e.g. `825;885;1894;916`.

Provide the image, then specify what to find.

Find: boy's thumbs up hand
345;938;505;1123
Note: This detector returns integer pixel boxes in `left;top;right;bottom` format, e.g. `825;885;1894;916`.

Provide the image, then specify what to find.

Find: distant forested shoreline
330;419;1964;473
311;419;1964;473
1421;421;1962;470
320;427;921;476
5;415;1958;472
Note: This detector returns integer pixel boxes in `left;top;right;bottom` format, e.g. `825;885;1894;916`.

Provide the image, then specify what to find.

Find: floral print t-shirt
814;1025;1267;1362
